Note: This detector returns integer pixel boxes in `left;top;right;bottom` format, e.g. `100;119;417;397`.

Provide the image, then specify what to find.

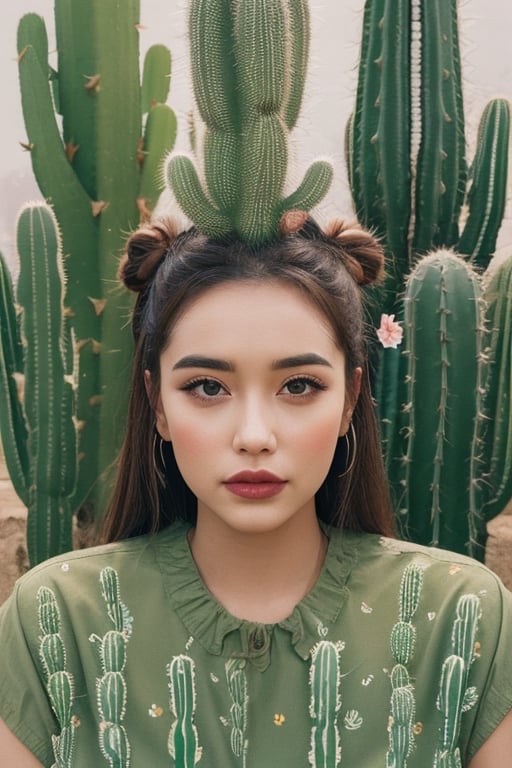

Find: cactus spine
166;0;332;245
225;659;248;763
89;567;133;768
6;3;177;558
167;655;202;766
37;585;77;768
0;203;78;563
434;594;481;766
386;563;424;767
347;0;511;557
308;640;343;768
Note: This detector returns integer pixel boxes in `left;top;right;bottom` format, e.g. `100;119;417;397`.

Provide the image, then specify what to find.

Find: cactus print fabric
0;521;511;767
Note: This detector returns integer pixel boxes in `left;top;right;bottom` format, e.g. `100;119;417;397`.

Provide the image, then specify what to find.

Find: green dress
0;521;511;767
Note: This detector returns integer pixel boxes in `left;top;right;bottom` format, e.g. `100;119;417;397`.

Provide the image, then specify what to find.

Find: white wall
1;1;511;266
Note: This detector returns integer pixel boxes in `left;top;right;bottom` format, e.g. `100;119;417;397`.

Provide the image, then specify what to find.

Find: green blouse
0;521;511;767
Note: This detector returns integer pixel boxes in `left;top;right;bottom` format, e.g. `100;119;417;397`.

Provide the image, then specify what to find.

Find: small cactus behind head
167;0;333;245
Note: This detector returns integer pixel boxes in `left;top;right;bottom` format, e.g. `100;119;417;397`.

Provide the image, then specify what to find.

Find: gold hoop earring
153;431;166;486
338;422;357;478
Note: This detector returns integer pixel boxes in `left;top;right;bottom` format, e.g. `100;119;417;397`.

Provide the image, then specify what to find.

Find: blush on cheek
300;420;341;458
169;424;207;454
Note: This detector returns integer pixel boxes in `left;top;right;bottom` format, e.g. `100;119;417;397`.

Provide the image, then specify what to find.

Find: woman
0;214;511;766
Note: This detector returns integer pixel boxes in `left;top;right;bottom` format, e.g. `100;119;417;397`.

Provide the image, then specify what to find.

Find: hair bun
119;218;180;293
324;218;385;286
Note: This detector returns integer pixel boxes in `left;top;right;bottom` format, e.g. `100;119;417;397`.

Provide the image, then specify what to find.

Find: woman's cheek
168;415;220;456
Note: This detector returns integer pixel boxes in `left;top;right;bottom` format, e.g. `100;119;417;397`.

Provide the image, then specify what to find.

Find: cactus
387;687;416;768
225;659;249;762
392;253;485;555
167;655;202;766
0;203;77;564
436;655;465;766
471;257;512;524
346;0;511;558
166;0;333;245
451;595;481;679
386;563;424;766
347;0;509;311
90;567;133;768
308;640;343;768
434;593;481;765
6;3;177;556
37;586;77;768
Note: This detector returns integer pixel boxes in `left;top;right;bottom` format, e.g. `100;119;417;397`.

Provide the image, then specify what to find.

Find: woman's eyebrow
272;353;333;369
172;355;234;371
172;353;332;371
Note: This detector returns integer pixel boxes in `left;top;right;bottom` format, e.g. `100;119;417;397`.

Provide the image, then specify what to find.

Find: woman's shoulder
338;528;511;603
5;521;189;610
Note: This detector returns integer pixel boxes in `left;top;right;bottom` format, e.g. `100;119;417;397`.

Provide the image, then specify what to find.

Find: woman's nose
232;398;277;454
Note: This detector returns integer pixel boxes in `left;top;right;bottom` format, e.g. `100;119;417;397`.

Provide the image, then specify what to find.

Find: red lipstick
223;470;287;500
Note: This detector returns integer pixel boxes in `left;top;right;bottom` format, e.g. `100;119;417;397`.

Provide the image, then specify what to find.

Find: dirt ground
0;450;511;604
0;451;29;604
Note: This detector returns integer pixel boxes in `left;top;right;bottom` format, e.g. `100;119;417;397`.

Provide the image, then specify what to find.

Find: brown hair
101;214;395;541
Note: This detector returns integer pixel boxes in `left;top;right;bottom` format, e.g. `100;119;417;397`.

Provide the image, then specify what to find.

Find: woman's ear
144;370;172;441
339;366;362;436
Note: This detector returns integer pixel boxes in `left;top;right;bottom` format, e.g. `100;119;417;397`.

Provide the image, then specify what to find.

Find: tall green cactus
0;203;76;564
166;0;333;245
347;0;509;310
7;2;177;559
392;253;486;555
471;258;512;525
346;0;511;558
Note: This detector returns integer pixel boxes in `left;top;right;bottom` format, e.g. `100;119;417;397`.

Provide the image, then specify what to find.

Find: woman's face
152;281;360;536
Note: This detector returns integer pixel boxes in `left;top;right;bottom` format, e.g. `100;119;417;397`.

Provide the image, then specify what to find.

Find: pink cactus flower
376;314;403;349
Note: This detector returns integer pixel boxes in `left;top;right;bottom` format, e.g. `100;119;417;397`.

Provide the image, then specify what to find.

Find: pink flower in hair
376;314;403;349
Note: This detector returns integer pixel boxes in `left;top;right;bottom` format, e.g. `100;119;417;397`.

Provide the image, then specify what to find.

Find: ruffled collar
152;521;359;671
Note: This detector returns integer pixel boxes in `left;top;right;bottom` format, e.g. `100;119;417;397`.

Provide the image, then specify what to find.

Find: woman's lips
223;471;287;499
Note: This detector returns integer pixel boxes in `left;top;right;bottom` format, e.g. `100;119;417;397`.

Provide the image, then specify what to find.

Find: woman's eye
282;377;326;397
182;378;227;398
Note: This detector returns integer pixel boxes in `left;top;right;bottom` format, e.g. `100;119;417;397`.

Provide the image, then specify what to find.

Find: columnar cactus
37;585;77;768
89;567;133;768
386;563;424;766
0;203;77;563
392;253;485;555
308;640;343;768
7;2;177;553
347;0;511;558
225;659;249;761
166;0;333;245
471;258;512;525
167;655;202;766
347;0;509;310
434;594;481;765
